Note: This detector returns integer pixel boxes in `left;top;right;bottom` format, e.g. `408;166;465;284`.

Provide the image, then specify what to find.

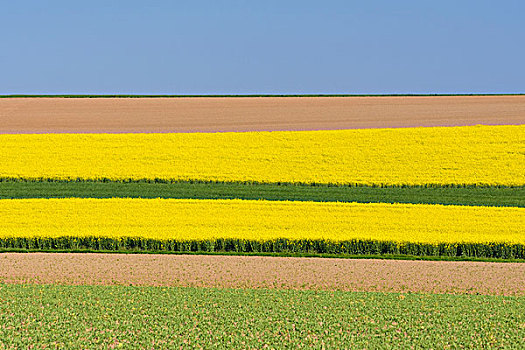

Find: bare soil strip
1;96;524;134
1;253;523;295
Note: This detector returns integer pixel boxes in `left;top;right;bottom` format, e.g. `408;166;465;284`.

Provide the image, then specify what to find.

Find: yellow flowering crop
0;125;523;186
0;198;522;245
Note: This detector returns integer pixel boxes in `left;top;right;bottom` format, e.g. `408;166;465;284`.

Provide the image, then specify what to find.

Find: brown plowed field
1;253;524;295
1;96;524;134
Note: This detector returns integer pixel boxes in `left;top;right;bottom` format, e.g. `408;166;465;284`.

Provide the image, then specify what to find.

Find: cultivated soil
1;253;524;295
1;96;524;134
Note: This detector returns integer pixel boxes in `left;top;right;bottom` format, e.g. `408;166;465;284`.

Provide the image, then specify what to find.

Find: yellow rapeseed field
0;198;523;245
0;125;523;186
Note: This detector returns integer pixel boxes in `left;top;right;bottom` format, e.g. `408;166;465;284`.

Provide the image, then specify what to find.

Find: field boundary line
2;94;525;98
1;248;524;263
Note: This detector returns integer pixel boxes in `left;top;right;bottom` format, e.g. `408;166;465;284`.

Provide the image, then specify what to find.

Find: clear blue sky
2;1;524;95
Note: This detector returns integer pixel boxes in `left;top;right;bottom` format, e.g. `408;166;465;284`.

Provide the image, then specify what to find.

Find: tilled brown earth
1;96;524;134
1;253;523;295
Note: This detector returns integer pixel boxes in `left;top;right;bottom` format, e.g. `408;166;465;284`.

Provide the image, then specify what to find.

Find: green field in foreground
1;180;523;207
0;284;523;348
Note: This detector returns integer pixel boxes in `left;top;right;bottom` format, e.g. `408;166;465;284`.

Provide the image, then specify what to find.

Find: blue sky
1;1;524;94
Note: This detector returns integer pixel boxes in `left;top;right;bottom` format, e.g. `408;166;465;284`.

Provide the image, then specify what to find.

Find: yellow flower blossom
0;125;523;186
0;198;522;245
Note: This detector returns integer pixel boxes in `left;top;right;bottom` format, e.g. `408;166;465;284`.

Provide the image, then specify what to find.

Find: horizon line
2;93;525;98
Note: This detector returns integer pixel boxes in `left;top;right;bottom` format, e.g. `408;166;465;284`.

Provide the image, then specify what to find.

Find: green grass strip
1;284;523;348
0;180;523;207
1;237;524;259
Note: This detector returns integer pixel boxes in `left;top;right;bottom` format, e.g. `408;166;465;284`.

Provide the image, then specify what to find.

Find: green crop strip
1;284;523;348
1;237;524;259
0;180;523;207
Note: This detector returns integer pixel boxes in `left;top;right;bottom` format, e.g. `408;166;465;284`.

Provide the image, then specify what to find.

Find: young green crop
1;179;523;207
0;284;523;349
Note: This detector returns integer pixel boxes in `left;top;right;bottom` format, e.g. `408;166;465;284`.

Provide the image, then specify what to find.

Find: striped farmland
1;124;523;259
